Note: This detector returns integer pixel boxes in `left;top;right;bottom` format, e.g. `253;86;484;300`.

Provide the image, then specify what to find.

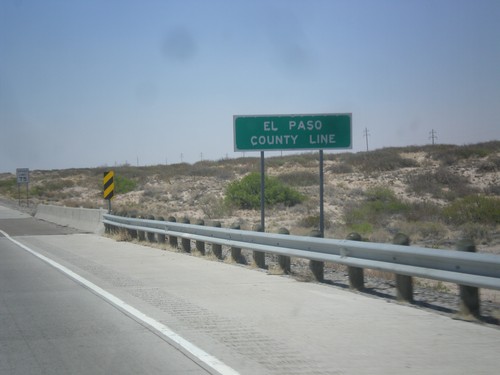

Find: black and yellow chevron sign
103;171;114;200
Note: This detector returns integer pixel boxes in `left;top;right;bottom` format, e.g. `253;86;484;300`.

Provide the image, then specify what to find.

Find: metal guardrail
102;213;500;292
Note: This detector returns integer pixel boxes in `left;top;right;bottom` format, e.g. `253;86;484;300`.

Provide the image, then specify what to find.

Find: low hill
1;141;499;253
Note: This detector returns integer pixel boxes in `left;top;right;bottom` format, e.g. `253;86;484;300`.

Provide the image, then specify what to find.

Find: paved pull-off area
1;204;500;374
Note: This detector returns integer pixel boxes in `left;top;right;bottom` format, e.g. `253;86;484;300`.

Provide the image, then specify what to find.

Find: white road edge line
0;230;240;375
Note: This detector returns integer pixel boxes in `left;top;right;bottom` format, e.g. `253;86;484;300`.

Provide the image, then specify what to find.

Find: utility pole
363;128;370;151
429;129;438;145
180;153;183;163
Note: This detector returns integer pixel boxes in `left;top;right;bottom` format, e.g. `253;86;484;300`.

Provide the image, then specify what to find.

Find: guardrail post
167;216;177;248
457;239;480;318
128;211;138;239
230;223;242;263
156;216;166;243
104;219;111;234
309;230;324;282
180;217;191;252
277;227;291;274
210;221;223;259
346;232;364;290
146;215;156;242
393;233;413;303
138;215;146;241
117;211;128;237
194;219;205;255
252;223;266;269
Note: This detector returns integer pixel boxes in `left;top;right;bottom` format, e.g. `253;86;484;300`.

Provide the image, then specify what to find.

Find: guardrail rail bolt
156;216;166;243
393;233;413;303
309;229;324;282
457;238;480;318
146;215;156;242
252;223;266;269
194;219;205;255
180;217;191;252
210;221;223;259
346;232;364;291
277;227;291;274
167;216;178;248
230;223;242;263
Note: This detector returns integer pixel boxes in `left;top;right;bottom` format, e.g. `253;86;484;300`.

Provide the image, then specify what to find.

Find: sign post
16;168;30;206
234;113;352;236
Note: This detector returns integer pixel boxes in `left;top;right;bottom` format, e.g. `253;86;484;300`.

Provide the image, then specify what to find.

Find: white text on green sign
233;114;352;151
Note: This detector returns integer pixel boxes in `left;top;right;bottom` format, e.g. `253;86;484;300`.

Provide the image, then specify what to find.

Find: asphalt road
1;203;500;375
0;206;211;375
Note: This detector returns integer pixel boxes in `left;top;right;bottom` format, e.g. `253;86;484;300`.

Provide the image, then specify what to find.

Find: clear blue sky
1;0;499;172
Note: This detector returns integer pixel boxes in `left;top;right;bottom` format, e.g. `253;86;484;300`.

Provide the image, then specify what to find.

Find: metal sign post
319;150;324;237
260;151;265;231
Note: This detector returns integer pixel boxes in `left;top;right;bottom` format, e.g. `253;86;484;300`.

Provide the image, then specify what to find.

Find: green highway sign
233;113;352;151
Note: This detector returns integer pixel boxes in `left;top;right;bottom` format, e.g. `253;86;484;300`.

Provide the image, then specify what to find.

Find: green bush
0;178;17;198
225;172;304;209
442;195;500;225
115;175;137;194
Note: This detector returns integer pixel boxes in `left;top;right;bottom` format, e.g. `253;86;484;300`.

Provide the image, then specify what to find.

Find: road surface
1;204;499;374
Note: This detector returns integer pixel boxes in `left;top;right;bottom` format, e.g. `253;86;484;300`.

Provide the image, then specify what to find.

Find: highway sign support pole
260;151;265;232
319;150;324;238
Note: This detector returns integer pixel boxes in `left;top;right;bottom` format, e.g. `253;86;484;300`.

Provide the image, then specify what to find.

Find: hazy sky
1;0;499;173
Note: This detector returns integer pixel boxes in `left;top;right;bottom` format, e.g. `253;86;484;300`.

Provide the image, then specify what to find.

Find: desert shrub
347;222;374;235
340;148;418;173
430;142;498;165
277;171;319;186
199;194;233;219
344;187;409;229
30;179;75;198
406;167;476;200
485;185;500;196
186;161;234;179
459;223;493;244
225;172;304;209
476;155;500;173
442;195;500;225
0;178;17;198
403;201;442;222
267;153;318;168
298;215;320;228
327;163;354;174
115;175;137;194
